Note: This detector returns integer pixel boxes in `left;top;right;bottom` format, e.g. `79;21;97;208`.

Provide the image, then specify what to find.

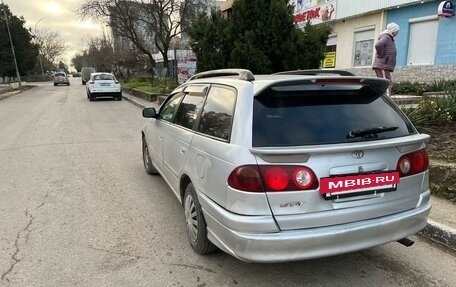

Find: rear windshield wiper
347;126;398;139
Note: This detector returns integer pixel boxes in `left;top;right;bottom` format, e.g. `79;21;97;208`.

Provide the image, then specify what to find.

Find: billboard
175;50;197;84
290;0;337;26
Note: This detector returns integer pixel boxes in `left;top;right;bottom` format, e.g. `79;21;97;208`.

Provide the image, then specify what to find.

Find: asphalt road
0;78;455;287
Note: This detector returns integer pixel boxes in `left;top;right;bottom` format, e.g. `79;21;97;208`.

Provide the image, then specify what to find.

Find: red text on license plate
320;172;400;196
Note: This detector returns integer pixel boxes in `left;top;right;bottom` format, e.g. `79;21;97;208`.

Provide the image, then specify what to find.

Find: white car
141;69;431;263
86;72;122;101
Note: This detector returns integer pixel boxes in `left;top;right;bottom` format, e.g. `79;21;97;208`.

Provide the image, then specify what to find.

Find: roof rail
274;69;355;76
188;69;255;81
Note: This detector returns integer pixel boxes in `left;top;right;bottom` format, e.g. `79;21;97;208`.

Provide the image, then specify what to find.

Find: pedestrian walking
372;22;399;96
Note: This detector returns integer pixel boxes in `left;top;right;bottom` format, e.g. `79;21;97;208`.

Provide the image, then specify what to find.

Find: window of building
353;29;374;67
198;86;236;141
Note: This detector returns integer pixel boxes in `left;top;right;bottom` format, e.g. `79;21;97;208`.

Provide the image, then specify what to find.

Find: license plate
320;172;400;198
100;83;111;86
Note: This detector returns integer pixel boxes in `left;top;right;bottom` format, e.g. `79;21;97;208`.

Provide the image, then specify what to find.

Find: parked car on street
86;72;122;101
81;67;96;85
141;69;431;263
53;72;70;86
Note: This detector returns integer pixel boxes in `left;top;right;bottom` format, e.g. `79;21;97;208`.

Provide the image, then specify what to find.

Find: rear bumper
90;91;122;98
200;191;431;263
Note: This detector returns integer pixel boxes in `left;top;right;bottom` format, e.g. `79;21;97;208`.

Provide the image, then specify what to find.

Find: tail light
89;80;94;84
397;148;429;177
228;165;318;192
115;80;119;84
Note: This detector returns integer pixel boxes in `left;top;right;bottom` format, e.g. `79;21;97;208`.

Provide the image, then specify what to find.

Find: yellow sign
323;52;336;68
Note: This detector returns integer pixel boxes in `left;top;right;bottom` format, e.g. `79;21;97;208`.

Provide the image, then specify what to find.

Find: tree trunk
145;53;156;77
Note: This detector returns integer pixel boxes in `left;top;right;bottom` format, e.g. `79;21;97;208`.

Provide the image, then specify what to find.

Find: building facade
290;0;456;82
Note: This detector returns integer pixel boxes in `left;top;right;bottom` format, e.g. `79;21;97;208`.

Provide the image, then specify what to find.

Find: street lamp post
1;0;22;91
34;17;45;78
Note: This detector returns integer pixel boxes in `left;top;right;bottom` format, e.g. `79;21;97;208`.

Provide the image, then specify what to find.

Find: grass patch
121;78;178;94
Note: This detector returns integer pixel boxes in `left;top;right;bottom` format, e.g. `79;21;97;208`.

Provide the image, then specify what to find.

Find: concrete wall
336;0;432;19
387;1;440;67
332;12;383;68
435;16;456;65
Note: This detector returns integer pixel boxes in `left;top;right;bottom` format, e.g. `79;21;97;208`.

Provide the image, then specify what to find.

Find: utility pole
1;0;22;91
34;17;45;79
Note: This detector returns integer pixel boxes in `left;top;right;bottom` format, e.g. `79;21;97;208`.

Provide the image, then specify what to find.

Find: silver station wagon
141;69;431;263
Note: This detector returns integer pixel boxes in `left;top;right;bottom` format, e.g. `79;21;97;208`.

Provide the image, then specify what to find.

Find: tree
189;0;331;74
71;32;114;72
0;3;38;78
58;61;69;74
34;28;69;72
188;9;230;71
78;0;208;76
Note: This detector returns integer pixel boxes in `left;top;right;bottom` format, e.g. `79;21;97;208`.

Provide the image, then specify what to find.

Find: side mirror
142;107;157;118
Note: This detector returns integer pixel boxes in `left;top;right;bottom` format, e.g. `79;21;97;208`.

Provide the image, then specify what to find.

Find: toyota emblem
351;150;364;159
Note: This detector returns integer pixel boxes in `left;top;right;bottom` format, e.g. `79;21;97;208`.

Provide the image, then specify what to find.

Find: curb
420;220;456;251
0;90;21;101
123;94;146;108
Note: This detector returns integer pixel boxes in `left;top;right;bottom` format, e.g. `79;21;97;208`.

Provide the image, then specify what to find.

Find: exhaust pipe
397;237;415;247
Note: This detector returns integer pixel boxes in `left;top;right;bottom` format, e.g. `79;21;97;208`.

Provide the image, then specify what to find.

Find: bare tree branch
78;0;209;76
34;28;70;65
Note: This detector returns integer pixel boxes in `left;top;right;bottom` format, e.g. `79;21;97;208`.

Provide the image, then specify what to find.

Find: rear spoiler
266;77;390;96
274;69;355;76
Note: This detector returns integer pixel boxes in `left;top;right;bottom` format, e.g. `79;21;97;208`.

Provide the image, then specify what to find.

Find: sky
5;0;104;70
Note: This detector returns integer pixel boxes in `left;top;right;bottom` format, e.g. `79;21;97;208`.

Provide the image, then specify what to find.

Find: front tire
183;183;217;255
142;137;158;174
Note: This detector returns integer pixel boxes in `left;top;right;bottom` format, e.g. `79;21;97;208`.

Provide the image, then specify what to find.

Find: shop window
353;29;374;67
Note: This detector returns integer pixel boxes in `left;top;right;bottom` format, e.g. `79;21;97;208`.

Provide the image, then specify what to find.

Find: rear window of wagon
252;88;416;147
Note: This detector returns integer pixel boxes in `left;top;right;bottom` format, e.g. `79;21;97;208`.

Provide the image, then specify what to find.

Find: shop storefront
290;0;456;82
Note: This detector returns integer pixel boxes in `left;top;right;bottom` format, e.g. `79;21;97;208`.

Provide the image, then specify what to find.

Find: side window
159;92;184;122
198;86;236;141
174;92;205;129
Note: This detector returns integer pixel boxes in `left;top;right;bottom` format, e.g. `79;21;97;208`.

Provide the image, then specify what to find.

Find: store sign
438;1;454;18
322;52;336;68
291;0;337;26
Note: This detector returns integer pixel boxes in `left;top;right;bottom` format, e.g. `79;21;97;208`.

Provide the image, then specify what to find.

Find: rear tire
142;137;158;174
183;183;217;255
117;93;122;101
88;92;94;101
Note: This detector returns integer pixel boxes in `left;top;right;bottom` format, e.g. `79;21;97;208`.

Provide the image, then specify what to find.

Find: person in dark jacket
372;23;399;96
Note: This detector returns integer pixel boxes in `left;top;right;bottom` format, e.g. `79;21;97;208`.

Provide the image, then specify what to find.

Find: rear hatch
251;77;430;230
92;74;117;91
